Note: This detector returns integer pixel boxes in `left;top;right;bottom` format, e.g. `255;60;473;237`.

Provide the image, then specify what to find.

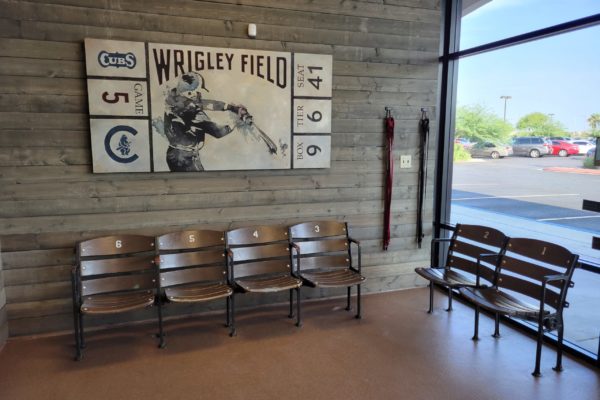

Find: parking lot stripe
453;194;580;201
537;216;600;222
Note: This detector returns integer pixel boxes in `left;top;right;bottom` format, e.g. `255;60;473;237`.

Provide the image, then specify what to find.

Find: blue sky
457;0;600;133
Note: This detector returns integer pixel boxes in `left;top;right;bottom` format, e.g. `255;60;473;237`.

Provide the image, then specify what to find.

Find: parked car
549;136;572;142
470;142;513;159
454;137;474;149
571;140;595;155
550;140;579;157
512;136;552;158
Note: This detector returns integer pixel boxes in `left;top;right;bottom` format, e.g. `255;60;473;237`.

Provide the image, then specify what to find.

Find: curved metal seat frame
460;237;578;377
155;230;232;348
71;235;158;361
226;225;302;336
415;224;508;313
289;221;365;319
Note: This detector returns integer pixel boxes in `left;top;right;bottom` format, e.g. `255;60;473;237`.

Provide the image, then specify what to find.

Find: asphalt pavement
452;155;600;234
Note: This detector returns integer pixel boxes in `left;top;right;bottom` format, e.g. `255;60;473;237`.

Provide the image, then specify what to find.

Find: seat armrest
431;238;453;244
348;237;360;246
542;273;569;283
289;242;301;274
348;237;361;274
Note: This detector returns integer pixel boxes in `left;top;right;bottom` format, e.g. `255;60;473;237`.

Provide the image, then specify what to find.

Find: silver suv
512;137;551;158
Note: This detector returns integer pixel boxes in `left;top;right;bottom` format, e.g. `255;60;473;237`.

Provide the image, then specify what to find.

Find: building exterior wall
0;0;440;336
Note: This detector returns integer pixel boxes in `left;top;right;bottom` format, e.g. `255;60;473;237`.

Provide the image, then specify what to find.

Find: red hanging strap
383;109;395;250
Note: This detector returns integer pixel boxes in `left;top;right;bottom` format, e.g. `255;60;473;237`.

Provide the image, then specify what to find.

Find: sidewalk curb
543;167;600;175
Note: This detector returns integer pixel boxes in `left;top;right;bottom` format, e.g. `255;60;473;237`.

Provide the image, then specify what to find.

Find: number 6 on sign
293;99;331;133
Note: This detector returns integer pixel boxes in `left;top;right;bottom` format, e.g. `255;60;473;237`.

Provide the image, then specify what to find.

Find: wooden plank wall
0;0;440;336
0;242;7;347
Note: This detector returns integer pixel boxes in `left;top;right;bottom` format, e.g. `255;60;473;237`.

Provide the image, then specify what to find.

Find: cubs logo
104;125;139;163
98;51;136;69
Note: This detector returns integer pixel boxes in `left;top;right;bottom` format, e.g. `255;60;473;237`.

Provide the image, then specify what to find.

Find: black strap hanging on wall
383;107;394;251
416;108;430;249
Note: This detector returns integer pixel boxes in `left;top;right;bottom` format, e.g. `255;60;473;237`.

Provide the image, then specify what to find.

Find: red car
551;140;579;157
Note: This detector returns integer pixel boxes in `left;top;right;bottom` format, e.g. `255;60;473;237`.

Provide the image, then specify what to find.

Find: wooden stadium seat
289;221;365;319
226;225;302;336
155;230;232;347
460;238;578;377
415;224;508;313
71;235;158;360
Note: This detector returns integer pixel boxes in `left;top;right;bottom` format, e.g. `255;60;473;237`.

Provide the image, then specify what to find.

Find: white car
571;140;595;155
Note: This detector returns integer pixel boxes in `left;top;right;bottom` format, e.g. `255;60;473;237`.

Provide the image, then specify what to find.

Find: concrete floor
0;288;598;400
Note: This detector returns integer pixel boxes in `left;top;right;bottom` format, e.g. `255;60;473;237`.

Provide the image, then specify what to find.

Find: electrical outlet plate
400;155;411;169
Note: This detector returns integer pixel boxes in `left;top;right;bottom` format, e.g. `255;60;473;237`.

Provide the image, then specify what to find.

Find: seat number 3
314;225;320;233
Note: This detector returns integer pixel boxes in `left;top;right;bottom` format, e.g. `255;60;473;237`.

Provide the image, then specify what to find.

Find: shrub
583;157;597;169
454;143;471;162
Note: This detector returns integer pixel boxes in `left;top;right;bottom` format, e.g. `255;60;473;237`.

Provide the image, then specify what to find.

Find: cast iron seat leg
295;287;302;327
73;311;82;361
157;296;165;349
225;296;231;327
445;287;453;312
346;287;351;311
472;305;480;341
355;284;362;319
492;314;501;338
552;318;565;372
532;314;545;377
288;289;294;318
427;282;434;314
229;293;236;337
79;313;86;349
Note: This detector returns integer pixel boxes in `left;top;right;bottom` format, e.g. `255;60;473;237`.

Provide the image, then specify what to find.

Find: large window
438;1;600;361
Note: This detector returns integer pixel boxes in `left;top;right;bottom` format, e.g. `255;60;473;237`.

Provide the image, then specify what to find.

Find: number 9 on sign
293;136;330;169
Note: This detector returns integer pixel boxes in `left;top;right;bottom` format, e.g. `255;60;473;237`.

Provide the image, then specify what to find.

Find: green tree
455;105;513;144
588;113;600;135
516;112;566;136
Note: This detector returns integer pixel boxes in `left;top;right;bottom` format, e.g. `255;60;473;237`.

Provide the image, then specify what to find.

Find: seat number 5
188;235;196;243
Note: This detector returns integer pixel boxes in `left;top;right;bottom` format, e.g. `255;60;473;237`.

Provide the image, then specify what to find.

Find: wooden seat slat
81;255;155;276
165;282;232;303
158;250;225;270
235;275;302;293
300;269;365;288
295;238;348;255
294;254;349;270
289;221;347;238
80;290;155;315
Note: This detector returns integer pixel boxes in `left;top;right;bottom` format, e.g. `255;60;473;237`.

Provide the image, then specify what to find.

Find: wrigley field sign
84;38;332;173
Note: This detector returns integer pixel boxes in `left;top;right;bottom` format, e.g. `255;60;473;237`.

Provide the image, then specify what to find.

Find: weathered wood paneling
0;0;440;336
0;242;8;349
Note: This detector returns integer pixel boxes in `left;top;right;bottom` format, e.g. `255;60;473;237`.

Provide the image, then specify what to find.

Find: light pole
500;95;512;122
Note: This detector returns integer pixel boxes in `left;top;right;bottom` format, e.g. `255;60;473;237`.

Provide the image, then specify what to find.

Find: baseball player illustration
161;71;277;172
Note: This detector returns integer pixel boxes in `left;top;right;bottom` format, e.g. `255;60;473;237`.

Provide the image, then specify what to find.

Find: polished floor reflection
0;288;598;400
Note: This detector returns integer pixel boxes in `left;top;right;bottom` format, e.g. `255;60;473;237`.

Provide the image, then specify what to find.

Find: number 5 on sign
293;135;331;169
